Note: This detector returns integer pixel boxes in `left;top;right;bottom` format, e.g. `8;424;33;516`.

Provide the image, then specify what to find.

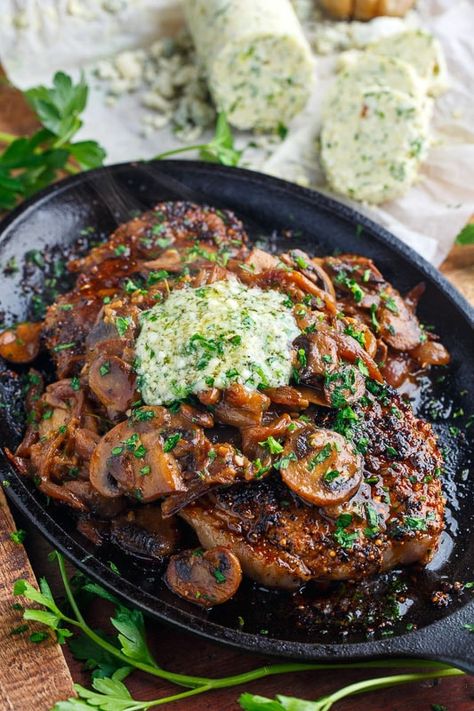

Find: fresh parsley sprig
238;666;463;711
11;551;462;711
0;71;106;210
153;112;241;166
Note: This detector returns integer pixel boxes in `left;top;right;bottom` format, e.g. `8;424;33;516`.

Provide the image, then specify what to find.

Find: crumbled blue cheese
321;87;430;204
183;0;315;130
136;278;300;405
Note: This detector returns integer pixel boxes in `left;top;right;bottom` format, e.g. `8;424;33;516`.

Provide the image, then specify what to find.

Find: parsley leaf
154;113;241;167
0;72;105;209
455;223;474;246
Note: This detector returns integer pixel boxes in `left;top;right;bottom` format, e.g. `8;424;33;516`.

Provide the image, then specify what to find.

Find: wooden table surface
1;73;474;711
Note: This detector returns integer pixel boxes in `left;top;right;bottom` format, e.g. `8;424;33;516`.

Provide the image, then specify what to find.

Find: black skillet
0;161;473;672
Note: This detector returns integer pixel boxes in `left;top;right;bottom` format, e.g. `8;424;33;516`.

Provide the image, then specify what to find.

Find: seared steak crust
181;392;444;588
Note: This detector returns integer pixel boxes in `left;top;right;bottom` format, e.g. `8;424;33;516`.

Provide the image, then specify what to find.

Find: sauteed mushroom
111;505;180;560
378;290;422;351
89;414;185;502
0;322;42;363
279;426;363;506
165;546;242;607
88;354;137;416
214;383;270;428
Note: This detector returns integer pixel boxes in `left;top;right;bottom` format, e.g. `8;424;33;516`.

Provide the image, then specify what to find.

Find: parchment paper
1;0;473;265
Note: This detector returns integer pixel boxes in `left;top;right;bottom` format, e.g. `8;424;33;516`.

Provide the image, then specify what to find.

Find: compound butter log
183;0;314;130
0;489;75;710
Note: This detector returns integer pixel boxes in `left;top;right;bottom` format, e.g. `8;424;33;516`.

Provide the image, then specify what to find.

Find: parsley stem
64;161;80;175
57;552;87;627
52;553;460;699
0;130;16;145
146;685;212;706
153;144;209;161
319;668;464;710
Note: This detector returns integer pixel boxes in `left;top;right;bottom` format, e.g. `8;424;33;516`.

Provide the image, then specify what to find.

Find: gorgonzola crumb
136;277;301;405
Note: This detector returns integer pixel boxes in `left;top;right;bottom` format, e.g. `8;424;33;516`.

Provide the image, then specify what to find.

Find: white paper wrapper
1;0;473;265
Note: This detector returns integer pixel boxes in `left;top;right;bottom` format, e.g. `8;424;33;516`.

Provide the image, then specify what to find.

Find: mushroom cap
280;425;363;506
88;354;137;415
111;505;180;560
89;410;186;502
0;322;42;363
165;546;242;607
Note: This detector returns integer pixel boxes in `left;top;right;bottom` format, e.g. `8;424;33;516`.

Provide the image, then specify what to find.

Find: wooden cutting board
0;489;75;710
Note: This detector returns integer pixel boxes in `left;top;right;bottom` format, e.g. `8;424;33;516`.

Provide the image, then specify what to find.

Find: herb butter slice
183;0;314;130
368;30;448;97
323;52;428;123
321;87;430;204
136;277;300;405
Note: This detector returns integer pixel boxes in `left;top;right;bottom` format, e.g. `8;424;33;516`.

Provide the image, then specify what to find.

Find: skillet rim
1;160;473;669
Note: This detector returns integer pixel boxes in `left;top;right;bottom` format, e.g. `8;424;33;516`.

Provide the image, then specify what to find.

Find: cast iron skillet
0;161;473;672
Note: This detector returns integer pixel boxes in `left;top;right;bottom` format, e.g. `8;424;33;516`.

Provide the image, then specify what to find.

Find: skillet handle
388;606;474;674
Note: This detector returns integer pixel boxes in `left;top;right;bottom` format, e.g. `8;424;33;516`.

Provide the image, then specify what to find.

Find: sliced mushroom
214;383;270;428
165;546;242;607
0;322;42;363
279;426;363;506
89;415;186;502
378;290;422;351
111;505;180;560
295;324;382;385
381;353;412;389
294;332;339;384
240;414;292;464
263;386;309;411
324;364;366;407
88;354;138;416
281;250;336;301
64;480;126;518
411;340;450;368
161;442;251;517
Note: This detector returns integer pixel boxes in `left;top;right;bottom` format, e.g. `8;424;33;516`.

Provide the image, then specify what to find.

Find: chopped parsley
307;443;332;471
297;348;307;367
163;433;181;452
213;569;226;584
370;304;380;331
10;529;26;544
115;316;131;338
259;436;284;454
253;458;271;479
344;323;365;347
99;361;111;377
53;341;75;352
323;469;340;483
274;452;297;470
